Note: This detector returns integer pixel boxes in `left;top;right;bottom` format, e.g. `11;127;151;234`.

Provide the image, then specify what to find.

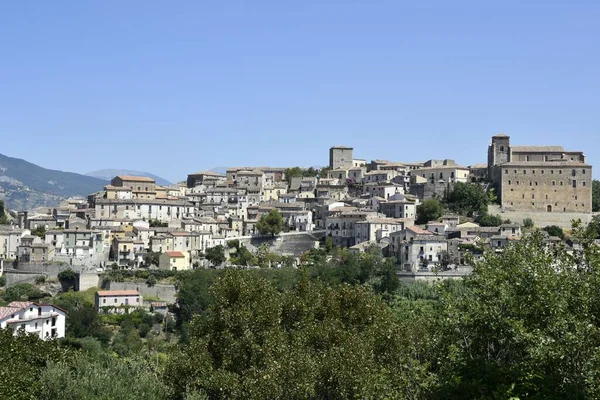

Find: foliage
256;209;284;236
35;275;46;285
39;353;169;400
0;275;5;287
434;233;600;398
593;180;600;212
3;283;47;302
149;219;169;228
439;250;457;270
522;217;534;228
31;226;47;238
58;268;78;282
0;200;8;224
205;245;226;266
416;198;443;224
143;252;161;267
543;225;565;239
0;328;70;400
444;182;489;216
164;270;434;399
476;212;504;227
52;289;112;344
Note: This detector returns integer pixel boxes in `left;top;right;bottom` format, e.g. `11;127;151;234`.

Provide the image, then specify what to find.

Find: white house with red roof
0;301;66;339
95;290;143;312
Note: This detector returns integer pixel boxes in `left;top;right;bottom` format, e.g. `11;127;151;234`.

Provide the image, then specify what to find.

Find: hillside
86;169;172;186
0;153;107;211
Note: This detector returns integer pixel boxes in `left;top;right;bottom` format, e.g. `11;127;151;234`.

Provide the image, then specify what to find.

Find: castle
488;134;592;213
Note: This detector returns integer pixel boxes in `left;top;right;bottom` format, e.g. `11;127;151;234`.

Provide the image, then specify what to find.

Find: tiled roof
166;251;186;257
7;301;34;309
407;226;433;235
0;307;20;320
115;175;155;182
97;290;140;297
511;145;564;153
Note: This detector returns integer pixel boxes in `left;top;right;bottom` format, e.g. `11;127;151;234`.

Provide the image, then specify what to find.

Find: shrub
523;218;534;228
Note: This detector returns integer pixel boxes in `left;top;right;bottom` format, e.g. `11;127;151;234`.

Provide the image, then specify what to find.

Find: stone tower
487;134;510;181
329;146;354;170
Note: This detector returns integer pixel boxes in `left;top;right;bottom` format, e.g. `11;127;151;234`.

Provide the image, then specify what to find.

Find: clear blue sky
1;1;598;182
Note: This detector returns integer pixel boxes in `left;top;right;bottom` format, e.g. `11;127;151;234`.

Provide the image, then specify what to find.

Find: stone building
329;146;354;170
488;134;592;213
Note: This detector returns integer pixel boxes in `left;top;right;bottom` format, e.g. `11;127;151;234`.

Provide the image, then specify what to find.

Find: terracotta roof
97;290;140;297
407;226;434;235
0;307;21;320
115;175;155;182
7;301;34;309
166;251;186;257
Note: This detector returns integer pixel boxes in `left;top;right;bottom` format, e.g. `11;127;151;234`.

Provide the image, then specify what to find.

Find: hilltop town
0;134;593;277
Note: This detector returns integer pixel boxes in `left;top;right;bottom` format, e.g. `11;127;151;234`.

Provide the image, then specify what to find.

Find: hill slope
86;169;172;186
0;153;108;210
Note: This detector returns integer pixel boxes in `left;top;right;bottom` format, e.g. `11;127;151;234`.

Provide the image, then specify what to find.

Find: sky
0;1;599;183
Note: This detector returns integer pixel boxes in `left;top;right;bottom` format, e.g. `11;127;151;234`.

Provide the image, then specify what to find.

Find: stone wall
488;205;593;229
108;281;177;304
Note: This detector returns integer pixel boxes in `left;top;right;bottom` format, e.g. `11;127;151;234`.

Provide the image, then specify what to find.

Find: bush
58;268;78;282
416;199;443;224
35;276;46;285
543;225;565;239
523;218;534;228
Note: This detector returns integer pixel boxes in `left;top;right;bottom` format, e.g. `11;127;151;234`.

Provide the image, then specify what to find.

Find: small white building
95;290;143;313
0;301;66;340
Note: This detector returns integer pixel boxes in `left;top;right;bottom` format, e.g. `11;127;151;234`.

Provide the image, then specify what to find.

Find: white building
0;301;66;340
354;218;412;245
390;226;448;272
0;227;30;260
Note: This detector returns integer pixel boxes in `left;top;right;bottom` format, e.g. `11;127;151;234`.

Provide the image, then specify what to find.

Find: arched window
500;146;504;152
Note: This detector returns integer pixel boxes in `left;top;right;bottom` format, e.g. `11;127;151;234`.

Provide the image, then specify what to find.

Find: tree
523;218;534;228
593;180;600;212
143;252;160;267
445;182;489;216
434;233;600;398
0;200;8;225
477;212;503;227
256;209;284;236
149;219;168;228
0;328;70;400
416;199;443;224
3;283;46;302
205;245;226;266
164;270;433;399
31;226;46;239
439;250;457;270
543;225;565;239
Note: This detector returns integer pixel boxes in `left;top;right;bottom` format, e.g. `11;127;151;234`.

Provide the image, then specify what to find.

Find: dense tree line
4;227;600;398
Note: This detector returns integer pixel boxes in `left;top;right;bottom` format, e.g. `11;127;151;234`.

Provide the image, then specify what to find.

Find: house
0;226;30;259
390;226;448;272
0;301;66;339
354;217;411;244
159;251;190;271
17;236;55;263
110;175;157;200
95;290;143;313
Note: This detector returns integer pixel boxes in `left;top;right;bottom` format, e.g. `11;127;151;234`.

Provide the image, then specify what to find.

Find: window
500;146;504;152
560;181;564;186
114;299;118;303
103;299;106;304
583;169;587;174
508;180;512;185
523;170;527;174
573;180;577;188
505;170;508;174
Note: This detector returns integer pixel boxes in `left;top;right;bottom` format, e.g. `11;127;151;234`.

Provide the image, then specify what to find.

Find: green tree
39;353;169;400
434;233;600;398
256;209;284;236
543;225;565;239
164;270;433;399
445;182;489;216
0;200;8;224
31;226;46;239
0;328;70;400
3;283;46;302
522;218;534;228
205;245;226;266
593;180;600;212
143;252;161;267
416;199;443;224
476;212;503;227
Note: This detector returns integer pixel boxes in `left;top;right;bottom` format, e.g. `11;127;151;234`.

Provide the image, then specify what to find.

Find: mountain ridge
0;153;108;211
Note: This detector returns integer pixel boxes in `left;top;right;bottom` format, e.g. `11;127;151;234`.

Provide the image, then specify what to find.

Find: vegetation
149;219;169;228
6;227;600;398
476;212;504;227
0;200;9;224
523;217;534;228
205;245;226;266
444;182;489;216
284;166;321;185
143;251;161;267
256;209;284;236
416;198;442;224
543;224;565;239
31;226;46;238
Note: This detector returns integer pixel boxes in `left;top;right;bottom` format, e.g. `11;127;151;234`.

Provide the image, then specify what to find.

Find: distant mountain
0;153;108;211
208;167;228;175
86;169;172;186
